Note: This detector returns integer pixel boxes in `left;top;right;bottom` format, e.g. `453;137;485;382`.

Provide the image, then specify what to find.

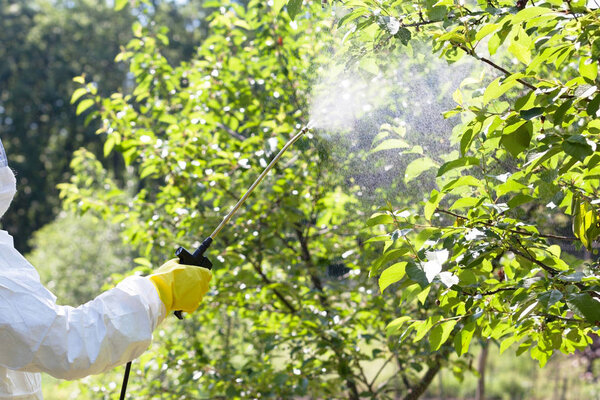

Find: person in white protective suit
0;139;212;399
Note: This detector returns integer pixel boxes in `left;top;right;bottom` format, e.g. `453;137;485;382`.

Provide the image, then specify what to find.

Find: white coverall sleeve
0;244;166;380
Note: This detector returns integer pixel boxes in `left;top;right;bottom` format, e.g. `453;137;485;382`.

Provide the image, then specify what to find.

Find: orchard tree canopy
324;0;600;367
0;0;212;251
31;0;600;398
62;1;465;398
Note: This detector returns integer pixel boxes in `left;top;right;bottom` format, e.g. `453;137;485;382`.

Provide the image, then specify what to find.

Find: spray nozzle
173;237;213;319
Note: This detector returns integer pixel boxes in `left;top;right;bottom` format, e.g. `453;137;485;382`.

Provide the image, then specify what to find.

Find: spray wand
174;125;309;317
119;126;310;399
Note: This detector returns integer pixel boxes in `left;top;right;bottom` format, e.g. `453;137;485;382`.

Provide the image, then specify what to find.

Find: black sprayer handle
173;237;213;319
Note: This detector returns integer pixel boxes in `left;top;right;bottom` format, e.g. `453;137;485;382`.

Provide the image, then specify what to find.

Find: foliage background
2;0;600;399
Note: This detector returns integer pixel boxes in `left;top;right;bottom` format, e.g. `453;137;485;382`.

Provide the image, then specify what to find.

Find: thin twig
370;355;394;388
248;257;297;313
478;287;516;295
509;247;559;276
216;122;245;141
454;44;538;90
537;313;580;323
436;208;577;242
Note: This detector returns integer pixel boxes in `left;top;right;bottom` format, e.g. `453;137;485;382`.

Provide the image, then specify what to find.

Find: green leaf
159;113;178;125
437;157;479;177
475;24;499;42
371;248;410;275
580;57;598;83
417;285;431;305
370;139;409;153
114;0;128;11
483;76;518;105
430;320;458;351
132;21;143;38
413;315;442;342
104;136;115;157
496;177;527;196
450;197;482;210
424;190;444;221
71;88;87;104
572;197;600;250
488;32;503;55
272;0;286;15
538;290;563;308
133;257;152;268
507;193;534;208
563;135;593;162
567;293;600;323
525;146;561;173
287;0;303;20
454;321;476;356
587;93;600;117
140;164;158;179
593;39;600;60
76;99;94;115
501;121;533;157
379;262;408;292
412;319;431;341
234;20;252;30
404;157;438;183
386;316;412;335
500;335;517;354
553;100;574;126
511;6;554;23
396;27;411;45
531;344;551;367
508;36;531;65
442;175;484;192
366;213;394;227
460;127;477;156
519;107;544;120
406;263;429;288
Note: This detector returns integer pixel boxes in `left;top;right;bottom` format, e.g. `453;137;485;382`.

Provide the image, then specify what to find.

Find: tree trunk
402;360;441;400
438;370;445;400
476;342;489;400
559;377;568;400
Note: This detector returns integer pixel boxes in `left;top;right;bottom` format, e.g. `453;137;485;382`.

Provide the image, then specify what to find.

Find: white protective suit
0;147;166;399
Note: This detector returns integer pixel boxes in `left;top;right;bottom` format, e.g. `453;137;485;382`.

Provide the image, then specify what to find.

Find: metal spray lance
119;126;310;399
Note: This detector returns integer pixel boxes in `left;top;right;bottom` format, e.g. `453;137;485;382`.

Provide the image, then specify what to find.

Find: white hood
0;138;15;218
0;167;16;219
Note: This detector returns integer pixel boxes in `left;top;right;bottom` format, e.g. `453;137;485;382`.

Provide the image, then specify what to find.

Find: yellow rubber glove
149;259;212;314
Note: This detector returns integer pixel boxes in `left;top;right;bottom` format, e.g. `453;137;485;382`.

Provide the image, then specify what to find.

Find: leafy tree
59;1;478;398
332;0;600;373
0;0;133;251
28;210;135;305
0;0;210;252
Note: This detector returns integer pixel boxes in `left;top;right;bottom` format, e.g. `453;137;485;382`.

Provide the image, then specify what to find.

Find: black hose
119;361;132;400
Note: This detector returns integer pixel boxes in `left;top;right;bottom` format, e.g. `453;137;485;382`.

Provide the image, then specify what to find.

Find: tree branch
216;122;245;141
370;354;393;389
402;359;442;400
478;287;516;295
454;44;538;91
292;227;361;400
509;246;559;276
436;208;577;242
248;256;297;313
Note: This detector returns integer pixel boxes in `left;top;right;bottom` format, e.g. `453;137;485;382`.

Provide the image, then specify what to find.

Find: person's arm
0;245;165;380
